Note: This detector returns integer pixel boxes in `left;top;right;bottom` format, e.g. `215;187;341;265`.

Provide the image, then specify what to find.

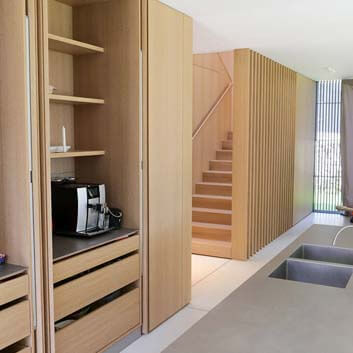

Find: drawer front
0;275;28;306
53;235;139;283
55;288;140;353
54;253;140;321
0;301;31;350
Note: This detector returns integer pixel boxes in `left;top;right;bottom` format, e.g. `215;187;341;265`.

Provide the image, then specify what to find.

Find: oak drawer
54;253;140;321
0;275;28;306
55;288;140;353
53;235;139;283
0;301;31;350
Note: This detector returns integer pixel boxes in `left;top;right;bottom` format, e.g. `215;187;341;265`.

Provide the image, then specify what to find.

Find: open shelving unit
42;0;142;351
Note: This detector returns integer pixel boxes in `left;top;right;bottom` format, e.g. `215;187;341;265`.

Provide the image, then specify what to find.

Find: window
314;80;342;212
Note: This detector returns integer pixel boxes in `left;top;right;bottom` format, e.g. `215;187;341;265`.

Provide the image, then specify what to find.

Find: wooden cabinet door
147;0;193;330
0;0;31;266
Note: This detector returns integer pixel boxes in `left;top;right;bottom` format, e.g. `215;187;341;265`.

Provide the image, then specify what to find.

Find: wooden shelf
55;0;109;7
48;33;104;55
50;150;105;159
49;94;104;105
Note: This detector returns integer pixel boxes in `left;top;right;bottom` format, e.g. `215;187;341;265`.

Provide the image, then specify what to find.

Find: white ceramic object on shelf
50;146;71;153
49;85;57;94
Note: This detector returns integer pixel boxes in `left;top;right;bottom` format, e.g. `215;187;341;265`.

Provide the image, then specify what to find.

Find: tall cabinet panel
146;0;192;330
0;1;36;351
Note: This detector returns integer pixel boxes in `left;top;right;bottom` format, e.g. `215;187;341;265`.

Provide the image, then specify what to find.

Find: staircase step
216;150;232;161
209;160;232;171
222;140;233;150
195;182;232;196
192;222;231;242
203;170;232;183
192;237;232;258
193;208;232;225
193;194;232;210
227;131;233;140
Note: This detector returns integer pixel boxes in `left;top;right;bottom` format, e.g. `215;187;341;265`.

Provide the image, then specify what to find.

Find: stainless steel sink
290;244;353;266
270;258;353;288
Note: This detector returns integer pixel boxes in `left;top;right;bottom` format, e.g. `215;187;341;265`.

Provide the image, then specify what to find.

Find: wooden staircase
192;131;233;258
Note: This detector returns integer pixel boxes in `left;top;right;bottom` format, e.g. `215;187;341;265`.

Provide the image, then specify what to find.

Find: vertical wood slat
233;49;297;259
232;49;251;260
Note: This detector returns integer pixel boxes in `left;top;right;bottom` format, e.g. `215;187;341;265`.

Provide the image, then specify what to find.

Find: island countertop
164;224;353;353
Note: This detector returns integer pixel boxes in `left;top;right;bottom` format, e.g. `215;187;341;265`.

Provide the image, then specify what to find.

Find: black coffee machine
51;179;122;237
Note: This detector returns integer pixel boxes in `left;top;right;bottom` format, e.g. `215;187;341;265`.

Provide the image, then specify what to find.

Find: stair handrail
192;82;233;141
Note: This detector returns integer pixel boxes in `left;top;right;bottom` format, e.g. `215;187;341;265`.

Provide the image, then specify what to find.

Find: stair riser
196;184;232;196
192;240;232;258
216;150;232;161
222;141;233;150
192;197;232;210
193;210;231;225
192;225;231;242
209;161;232;171
203;172;232;183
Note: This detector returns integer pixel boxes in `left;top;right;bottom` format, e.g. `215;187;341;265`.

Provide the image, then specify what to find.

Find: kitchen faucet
332;225;353;246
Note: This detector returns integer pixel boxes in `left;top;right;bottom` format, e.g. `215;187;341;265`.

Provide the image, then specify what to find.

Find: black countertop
53;228;139;262
0;263;27;281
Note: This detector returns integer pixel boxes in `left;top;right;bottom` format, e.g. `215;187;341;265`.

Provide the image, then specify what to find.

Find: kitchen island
164;224;353;353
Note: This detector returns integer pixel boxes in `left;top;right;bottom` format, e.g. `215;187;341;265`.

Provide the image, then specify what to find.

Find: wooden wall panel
192;52;233;191
193;53;229;130
233;49;297;260
147;0;192;330
193;92;232;192
293;74;316;224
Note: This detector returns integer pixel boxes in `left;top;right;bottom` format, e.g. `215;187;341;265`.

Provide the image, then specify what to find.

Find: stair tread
196;182;232;186
193;194;232;200
204;170;232;174
192;222;232;230
216;149;232;152
192;207;232;214
210;159;232;163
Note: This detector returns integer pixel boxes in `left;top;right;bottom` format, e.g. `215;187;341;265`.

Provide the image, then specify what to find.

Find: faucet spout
332;226;353;246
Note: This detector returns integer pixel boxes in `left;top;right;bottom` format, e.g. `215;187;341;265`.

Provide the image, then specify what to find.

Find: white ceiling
161;0;353;81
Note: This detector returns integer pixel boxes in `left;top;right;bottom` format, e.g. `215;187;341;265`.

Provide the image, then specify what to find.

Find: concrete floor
107;212;350;353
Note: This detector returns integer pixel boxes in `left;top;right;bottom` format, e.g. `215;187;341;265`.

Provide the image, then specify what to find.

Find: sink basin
270;259;353;288
290;244;353;266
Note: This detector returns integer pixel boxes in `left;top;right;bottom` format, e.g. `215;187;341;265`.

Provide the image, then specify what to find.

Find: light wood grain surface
48;33;104;55
0;301;31;350
0;275;29;306
53;235;139;283
54;253;139;321
73;0;140;229
192;52;233;192
55;288;140;353
147;0;192;330
233;49;297;259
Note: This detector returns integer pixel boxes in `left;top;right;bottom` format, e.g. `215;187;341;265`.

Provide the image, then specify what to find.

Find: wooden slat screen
233;49;297;259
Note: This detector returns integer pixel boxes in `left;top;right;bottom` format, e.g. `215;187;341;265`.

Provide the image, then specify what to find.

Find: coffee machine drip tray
55;226;116;238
